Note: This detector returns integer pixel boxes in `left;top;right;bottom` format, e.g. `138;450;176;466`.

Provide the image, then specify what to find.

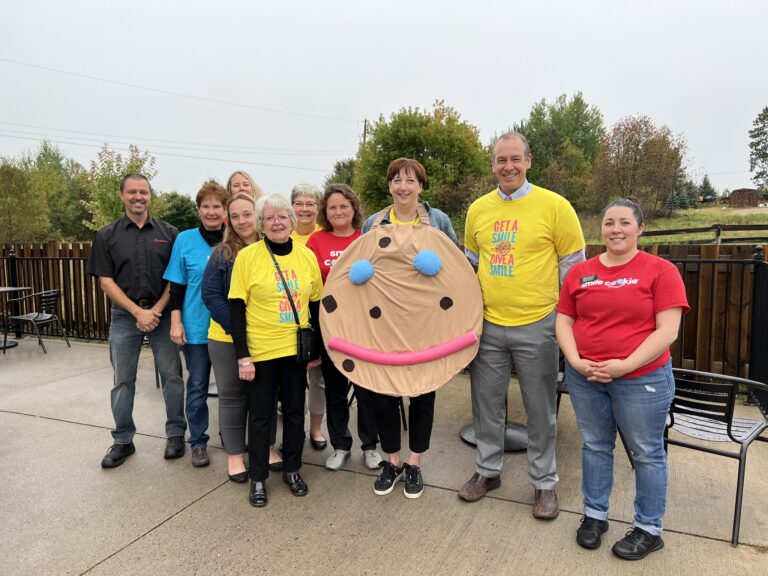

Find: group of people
87;131;688;562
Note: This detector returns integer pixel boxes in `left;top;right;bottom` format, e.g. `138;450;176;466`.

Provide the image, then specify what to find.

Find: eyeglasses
292;201;318;209
262;214;290;225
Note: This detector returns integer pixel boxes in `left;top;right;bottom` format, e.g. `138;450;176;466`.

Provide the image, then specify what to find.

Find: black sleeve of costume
169;281;187;311
230;298;251;359
309;300;320;333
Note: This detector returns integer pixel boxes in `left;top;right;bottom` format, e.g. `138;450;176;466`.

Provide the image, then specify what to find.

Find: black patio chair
665;368;768;545
3;289;71;354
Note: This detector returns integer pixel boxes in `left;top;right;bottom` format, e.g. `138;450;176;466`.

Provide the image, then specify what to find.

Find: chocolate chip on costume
322;295;338;313
378;237;392;248
370;306;382;319
342;359;355;372
440;297;453;310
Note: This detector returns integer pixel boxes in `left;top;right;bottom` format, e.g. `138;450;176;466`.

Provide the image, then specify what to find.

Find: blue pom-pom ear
413;250;442;276
349;259;375;285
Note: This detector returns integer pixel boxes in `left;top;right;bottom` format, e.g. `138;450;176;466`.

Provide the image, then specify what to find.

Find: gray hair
290;183;322;204
254;193;297;234
492;131;532;162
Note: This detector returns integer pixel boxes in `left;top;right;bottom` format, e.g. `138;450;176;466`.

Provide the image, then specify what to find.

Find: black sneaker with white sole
403;464;424;499
373;462;404;495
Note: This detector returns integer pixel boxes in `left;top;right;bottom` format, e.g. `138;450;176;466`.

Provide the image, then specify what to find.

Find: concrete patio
1;338;767;576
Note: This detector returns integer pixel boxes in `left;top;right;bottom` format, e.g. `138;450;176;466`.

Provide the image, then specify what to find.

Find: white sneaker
325;449;350;471
363;449;383;470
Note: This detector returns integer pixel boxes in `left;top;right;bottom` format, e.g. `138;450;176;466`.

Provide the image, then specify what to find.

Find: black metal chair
665;368;768;545
3;289;71;354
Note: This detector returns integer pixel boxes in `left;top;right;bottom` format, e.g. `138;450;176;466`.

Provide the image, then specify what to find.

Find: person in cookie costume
321;158;483;499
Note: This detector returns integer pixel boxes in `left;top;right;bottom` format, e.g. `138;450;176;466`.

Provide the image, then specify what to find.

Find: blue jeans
109;306;186;443
182;343;211;448
565;359;674;536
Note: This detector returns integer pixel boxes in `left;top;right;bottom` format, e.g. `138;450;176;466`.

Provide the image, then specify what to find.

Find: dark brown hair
317;184;364;232
386;157;427;187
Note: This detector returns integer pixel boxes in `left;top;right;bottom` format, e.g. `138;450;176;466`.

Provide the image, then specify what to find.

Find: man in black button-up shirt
87;174;187;468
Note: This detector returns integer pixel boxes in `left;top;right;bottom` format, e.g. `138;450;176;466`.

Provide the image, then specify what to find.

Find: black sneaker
373;462;404;495
612;527;664;560
403;464;424;499
576;515;609;549
101;442;135;468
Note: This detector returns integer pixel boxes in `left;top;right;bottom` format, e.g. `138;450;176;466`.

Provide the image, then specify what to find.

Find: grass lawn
579;205;768;244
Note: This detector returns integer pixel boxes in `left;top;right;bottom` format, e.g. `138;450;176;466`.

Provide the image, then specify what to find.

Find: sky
1;0;767;199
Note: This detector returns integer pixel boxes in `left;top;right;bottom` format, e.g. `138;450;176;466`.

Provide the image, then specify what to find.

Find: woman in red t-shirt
306;184;382;473
556;198;688;561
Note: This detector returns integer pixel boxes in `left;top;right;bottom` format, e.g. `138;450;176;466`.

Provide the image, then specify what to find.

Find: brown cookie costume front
320;221;483;397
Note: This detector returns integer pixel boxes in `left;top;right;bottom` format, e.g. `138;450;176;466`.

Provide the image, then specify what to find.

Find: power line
0;57;362;124
0;121;355;154
0;133;330;173
0;128;353;157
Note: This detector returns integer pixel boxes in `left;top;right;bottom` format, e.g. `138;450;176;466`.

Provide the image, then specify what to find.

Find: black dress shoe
310;437;328;450
164;436;185;459
612;527;664;560
101;442;135;468
249;480;268;507
576;515;609;549
228;471;248;483
283;471;308;496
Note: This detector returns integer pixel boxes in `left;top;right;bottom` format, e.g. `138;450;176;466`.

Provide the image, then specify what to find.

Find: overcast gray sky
1;0;766;199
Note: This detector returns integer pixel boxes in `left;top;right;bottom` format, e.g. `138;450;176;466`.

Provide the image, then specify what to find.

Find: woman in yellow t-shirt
229;194;323;508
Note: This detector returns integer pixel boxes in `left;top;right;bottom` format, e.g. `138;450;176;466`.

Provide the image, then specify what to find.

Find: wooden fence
3;241;768;381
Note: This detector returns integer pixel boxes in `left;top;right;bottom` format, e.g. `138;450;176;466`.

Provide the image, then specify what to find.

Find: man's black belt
134;298;157;309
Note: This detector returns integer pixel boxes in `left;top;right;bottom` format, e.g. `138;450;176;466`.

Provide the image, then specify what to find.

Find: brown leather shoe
458;472;501;502
533;488;560;519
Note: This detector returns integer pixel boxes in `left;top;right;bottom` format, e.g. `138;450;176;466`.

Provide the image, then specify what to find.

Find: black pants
320;343;378;451
373;391;435;454
247;355;306;481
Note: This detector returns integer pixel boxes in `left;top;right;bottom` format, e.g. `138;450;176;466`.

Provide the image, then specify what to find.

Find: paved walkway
1;339;767;575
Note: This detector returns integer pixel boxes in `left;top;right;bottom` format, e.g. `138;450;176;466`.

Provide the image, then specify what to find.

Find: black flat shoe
269;461;284;472
310;437;328;450
228;471;248;483
283;471;308;496
249;480;267;507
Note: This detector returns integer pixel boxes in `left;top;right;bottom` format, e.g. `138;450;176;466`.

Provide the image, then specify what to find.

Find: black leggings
247;355;306;481
373;391;435;454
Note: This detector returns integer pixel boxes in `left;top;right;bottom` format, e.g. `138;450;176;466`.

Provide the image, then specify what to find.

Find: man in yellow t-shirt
458;132;585;520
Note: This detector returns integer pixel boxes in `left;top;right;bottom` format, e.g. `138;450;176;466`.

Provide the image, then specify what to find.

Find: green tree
749;106;768;190
513;92;604;198
83;144;158;230
23;141;92;240
0;159;50;243
354;101;488;215
152;191;199;231
324;158;356;188
591;115;687;213
699;175;717;201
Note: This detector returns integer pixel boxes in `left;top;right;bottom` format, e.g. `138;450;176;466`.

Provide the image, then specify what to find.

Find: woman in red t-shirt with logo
556;198;688;561
306;184;382;473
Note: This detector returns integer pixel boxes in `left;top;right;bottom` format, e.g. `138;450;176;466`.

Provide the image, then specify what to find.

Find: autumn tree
354;101;488;216
591;115;687;213
749;106;768;190
83;144;158;230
